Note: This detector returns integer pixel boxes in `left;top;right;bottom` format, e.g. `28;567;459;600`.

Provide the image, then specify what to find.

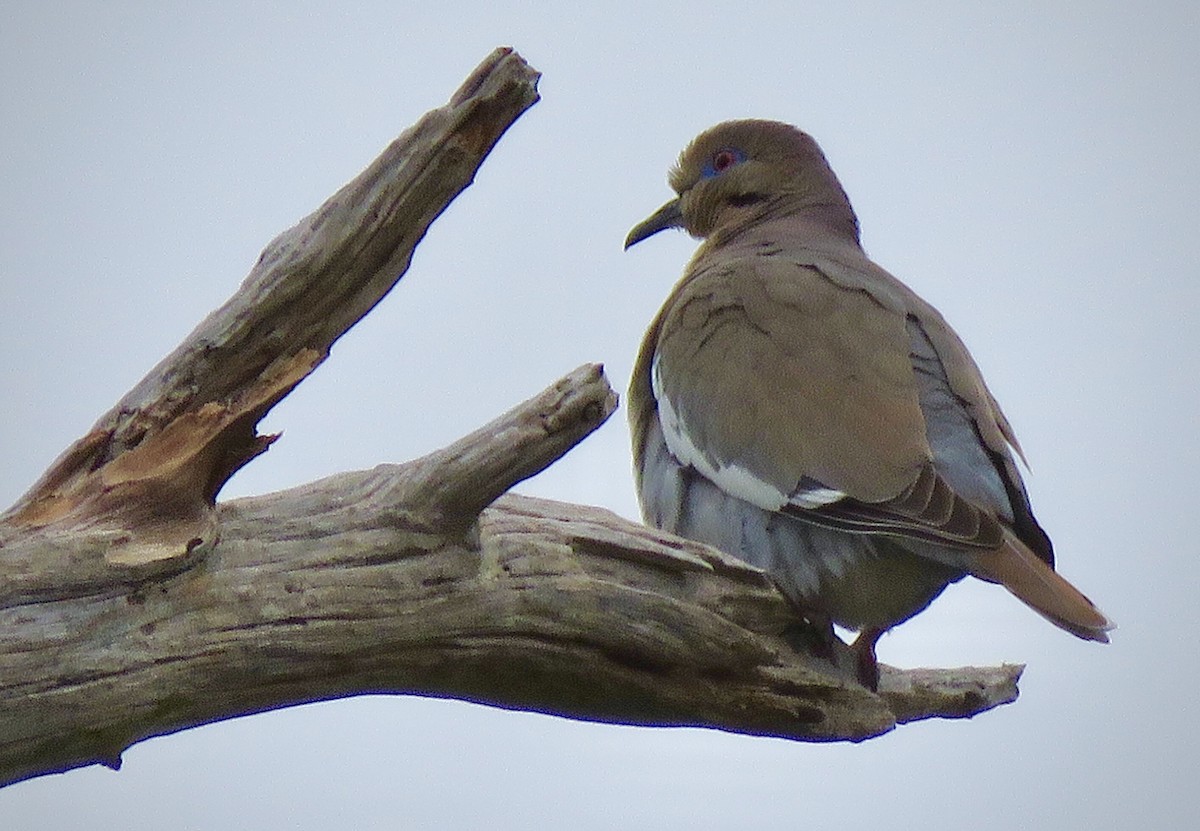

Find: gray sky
2;2;1197;828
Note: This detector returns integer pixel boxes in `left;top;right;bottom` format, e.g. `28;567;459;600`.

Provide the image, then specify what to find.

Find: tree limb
0;48;1022;789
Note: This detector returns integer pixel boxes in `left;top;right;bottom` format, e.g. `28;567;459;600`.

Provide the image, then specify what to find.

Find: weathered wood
2;46;542;558
0;48;1022;789
0;367;1021;783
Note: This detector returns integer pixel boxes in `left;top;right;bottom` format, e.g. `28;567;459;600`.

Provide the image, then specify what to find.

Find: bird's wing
648;253;1005;551
640;251;1113;641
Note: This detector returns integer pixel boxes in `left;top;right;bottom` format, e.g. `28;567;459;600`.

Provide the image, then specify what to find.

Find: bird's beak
624;198;684;249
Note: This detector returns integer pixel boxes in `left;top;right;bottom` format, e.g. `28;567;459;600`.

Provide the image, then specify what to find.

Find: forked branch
0;48;1021;789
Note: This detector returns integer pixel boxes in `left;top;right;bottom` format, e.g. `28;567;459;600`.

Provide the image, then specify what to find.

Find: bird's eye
712;149;738;172
703;148;744;178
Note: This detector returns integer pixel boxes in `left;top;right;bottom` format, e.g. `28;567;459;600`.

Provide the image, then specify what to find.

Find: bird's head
625;119;859;249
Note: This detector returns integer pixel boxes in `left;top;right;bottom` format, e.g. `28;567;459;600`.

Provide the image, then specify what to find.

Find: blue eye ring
702;147;745;178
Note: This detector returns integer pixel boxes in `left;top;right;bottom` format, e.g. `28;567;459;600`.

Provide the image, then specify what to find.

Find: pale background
2;2;1197;828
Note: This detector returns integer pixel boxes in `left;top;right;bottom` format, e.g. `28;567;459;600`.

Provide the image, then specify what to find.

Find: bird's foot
851;627;884;691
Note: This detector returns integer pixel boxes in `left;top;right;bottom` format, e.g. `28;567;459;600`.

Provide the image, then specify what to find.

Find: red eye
712;149;738;172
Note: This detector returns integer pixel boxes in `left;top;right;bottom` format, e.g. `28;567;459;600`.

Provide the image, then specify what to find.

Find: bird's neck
708;200;862;253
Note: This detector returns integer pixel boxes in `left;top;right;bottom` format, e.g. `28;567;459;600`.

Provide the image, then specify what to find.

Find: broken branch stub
2;46;542;568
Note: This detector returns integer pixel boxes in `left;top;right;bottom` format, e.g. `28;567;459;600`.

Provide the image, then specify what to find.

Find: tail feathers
969;534;1114;643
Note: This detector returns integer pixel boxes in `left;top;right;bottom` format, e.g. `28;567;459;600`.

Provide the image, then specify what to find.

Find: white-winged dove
625;119;1112;687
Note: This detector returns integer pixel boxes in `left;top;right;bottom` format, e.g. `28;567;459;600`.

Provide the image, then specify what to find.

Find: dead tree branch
0;48;1021;789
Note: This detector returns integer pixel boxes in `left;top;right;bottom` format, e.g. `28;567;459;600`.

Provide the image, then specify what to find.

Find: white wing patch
788;486;847;509
652;354;845;513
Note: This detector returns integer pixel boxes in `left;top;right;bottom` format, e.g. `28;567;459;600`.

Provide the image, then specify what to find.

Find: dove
624;119;1111;687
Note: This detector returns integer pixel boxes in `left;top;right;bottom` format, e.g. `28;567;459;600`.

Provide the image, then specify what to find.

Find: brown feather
653;253;931;502
969;534;1113;642
787;463;1005;548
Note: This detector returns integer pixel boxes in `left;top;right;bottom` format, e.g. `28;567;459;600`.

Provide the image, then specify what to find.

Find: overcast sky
2;2;1197;828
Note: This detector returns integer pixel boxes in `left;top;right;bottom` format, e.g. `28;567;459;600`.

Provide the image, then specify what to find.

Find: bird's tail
969;533;1114;642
